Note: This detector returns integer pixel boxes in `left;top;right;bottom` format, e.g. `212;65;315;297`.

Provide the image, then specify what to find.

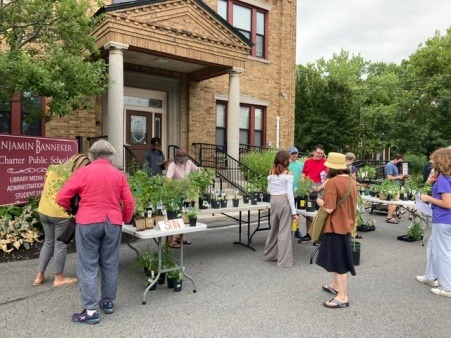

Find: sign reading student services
0;134;78;206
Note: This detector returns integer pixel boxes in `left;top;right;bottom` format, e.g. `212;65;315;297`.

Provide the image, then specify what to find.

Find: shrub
0;204;42;253
403;153;427;176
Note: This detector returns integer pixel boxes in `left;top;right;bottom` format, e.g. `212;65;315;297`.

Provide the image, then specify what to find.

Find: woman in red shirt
57;140;135;324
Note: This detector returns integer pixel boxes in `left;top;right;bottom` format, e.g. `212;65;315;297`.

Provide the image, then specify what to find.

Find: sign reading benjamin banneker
0;134;78;206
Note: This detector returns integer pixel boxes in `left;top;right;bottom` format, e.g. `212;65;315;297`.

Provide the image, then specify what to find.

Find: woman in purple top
417;147;451;298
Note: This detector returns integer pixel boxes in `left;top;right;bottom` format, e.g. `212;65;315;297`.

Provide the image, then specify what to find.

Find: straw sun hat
324;152;347;170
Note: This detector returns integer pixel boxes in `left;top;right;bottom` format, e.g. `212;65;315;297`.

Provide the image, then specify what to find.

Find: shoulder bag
309;178;353;244
57;194;80;244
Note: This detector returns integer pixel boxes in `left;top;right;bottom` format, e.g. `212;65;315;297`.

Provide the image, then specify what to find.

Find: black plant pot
232;198;239;207
306;200;316;212
243;195;250;204
199;196;210;209
211;200;220;209
397;234;422;242
220;200;228;208
173;280;182;292
298;196;307;210
167;277;175;289
189;217;197;227
351;241;361;266
158;272;166;285
251;196;258;205
166;211;178;220
262;193;271;202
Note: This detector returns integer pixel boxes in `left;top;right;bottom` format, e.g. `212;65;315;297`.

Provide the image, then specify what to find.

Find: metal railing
192;142;260;192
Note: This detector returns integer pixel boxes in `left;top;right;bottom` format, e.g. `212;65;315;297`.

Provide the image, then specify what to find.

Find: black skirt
316;233;356;276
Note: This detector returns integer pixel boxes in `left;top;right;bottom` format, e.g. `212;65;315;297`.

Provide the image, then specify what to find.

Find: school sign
0;135;78;206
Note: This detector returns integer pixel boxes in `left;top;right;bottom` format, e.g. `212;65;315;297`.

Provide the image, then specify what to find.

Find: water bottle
320;171;327;183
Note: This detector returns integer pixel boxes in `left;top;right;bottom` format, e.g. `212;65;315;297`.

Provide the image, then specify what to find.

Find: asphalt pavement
1;208;450;337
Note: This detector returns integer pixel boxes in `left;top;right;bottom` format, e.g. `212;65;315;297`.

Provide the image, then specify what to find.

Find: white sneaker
431;287;451;298
416;275;439;287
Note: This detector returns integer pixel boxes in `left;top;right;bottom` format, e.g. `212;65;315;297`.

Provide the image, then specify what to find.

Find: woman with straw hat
315;152;357;309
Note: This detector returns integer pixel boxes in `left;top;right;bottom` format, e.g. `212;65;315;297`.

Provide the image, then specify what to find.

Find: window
21;94;42;136
0;94;44;136
0;101;11;133
216;102;265;147
218;0;267;58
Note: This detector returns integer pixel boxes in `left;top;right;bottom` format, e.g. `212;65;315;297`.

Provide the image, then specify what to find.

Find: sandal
175;237;191;245
322;285;338;295
323;298;349;308
169;241;181;249
386;218;399;224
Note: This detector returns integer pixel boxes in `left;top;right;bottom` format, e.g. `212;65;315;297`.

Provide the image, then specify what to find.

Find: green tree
394;29;451;155
0;0;107;121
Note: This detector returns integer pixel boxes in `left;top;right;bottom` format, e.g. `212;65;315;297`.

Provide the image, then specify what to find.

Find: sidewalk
1;211;450;337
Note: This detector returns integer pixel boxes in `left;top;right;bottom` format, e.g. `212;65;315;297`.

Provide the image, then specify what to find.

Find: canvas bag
309;178;352;244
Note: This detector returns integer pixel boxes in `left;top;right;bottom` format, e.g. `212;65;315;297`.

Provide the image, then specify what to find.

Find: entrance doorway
125;110;163;171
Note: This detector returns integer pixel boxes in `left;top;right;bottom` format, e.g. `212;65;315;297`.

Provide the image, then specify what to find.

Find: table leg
250;209;271;242
142;237;162;305
310;244;320;264
179;235;196;293
233;210;255;251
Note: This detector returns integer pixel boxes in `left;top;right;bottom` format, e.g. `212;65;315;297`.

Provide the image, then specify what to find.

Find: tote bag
309;207;329;244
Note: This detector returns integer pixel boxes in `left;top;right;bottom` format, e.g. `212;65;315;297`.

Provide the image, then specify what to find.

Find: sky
296;0;451;65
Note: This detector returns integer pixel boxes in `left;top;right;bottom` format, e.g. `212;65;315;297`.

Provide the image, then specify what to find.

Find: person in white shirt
264;150;300;267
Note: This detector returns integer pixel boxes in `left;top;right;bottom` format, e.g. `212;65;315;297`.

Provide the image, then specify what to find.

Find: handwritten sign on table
157;218;185;231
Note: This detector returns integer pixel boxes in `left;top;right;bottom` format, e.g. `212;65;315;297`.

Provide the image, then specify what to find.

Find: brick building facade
29;0;297;169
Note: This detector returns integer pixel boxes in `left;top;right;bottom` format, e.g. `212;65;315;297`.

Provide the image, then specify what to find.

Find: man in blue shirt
288;147;304;238
384;154;404;223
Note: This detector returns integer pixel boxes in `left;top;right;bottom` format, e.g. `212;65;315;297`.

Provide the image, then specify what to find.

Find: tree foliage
295;29;451;159
0;0;107;120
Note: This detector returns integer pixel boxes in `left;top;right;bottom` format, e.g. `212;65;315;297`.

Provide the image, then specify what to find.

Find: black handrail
192;143;260;193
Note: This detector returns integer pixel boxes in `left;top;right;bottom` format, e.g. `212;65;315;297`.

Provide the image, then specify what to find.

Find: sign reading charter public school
0;134;78;206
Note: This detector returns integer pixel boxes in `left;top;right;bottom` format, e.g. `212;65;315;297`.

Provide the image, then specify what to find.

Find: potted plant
357;165;377;181
298;178;314;209
167;270;183;291
232;189;240;207
187;208;198;227
187;168;215;208
398;220;424;242
136;249;159;290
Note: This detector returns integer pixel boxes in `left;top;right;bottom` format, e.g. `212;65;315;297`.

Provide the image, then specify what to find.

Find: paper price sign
157;218;186;231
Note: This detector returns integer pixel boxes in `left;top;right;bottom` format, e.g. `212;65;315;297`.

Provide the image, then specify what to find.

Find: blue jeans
75;221;122;310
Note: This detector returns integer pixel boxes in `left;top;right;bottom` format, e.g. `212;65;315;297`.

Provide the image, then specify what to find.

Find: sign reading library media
0;134;78;206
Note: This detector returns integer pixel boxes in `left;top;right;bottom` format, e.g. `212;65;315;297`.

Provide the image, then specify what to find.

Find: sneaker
72;309;100;325
431;287;451;298
299;234;312;244
294;229;302;239
416;275;439;287
99;300;115;314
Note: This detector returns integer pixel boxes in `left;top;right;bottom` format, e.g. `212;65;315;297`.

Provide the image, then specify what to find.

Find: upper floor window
218;0;267;59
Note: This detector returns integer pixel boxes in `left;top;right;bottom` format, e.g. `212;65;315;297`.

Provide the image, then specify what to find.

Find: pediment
103;0;250;50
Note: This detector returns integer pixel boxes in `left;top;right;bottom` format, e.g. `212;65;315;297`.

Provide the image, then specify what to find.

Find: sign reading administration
0;134;78;206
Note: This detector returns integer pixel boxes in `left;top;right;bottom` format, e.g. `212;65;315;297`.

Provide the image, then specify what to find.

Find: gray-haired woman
57;140;135;325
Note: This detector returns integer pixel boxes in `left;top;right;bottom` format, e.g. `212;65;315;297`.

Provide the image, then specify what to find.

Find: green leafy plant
0;204;42;253
240;150;277;193
186;168;215;199
407;220;424;241
187;208;198;219
298;177;314;197
358;166;377;180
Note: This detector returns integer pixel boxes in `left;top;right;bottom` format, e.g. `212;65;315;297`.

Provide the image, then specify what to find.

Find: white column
227;68;244;160
104;41;129;169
